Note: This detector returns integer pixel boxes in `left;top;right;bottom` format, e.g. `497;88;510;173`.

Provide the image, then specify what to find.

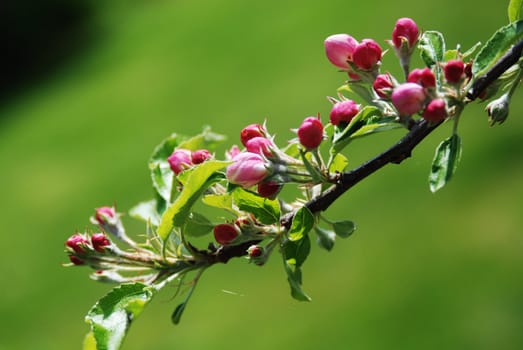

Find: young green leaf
508;0;523;23
418;31;446;67
332;220;356;238
472;20;523;78
328;153;349;173
232;188;281;225
157;161;228;241
314;226;336;251
85;283;155;350
429;134;462;192
177;126;227;151
149;133;182;203
288;206;315;242
129;200;161;226
183;212;214;237
282;235;311;301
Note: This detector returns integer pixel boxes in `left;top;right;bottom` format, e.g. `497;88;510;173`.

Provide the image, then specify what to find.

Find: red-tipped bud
444;60;465;84
91;233;111;253
373;74;394;98
95;206;115;225
226;152;270;188
69;255;85;265
257;180;282;199
66;234;89;254
245;137;274;157
392;17;419;48
407;68;436;88
422;99;447;122
213;223;240;245
329;99;359;126
352;39;382;70
391;83;427;116
297;117;323;149
167;149;193;175
191;149;211;164
324;34;359;70
247;245;264;258
240;124;265;147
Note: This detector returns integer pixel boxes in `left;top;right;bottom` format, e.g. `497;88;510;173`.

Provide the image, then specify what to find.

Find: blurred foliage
0;1;522;349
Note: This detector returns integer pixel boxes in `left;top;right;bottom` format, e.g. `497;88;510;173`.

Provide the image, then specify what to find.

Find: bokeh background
1;1;522;349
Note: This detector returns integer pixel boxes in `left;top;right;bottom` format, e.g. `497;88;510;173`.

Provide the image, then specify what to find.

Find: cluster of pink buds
65;232;112;265
168;148;213;175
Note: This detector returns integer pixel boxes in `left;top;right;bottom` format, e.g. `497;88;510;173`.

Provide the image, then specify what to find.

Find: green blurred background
1;1;522;349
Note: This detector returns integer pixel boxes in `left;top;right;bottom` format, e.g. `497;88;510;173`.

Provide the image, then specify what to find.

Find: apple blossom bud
167;149;193;175
352;39;382;70
247;245;263;258
324;34;359;70
329;99;359;126
66;234;89;254
391;83;427;116
422;99;447;122
91;233;111;253
257;180;282;199
373;74;394;98
69;255;84;265
297;117;323;149
226;152;270;188
191;149;211;164
245;137;274;157
407;68;436;88
486;93;510;126
392;17;419;48
444;60;465;84
95;206;115;225
240;124;265;146
225;145;241;160
213;223;240;245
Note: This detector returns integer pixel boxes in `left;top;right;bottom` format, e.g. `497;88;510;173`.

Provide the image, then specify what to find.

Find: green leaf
332;220;356;238
288;206;315;242
129;200;161;226
348;122;401;139
171;302;187;325
429;134;462;193
202;193;234;210
232;188;281;224
282;235;311;301
418;31;446;67
462;42;483;62
330;106;382;156
183;212;214;237
299;151;324;183
314;226;336;251
509;0;523;22
85;283;155;350
338;82;374;103
177;126;226;151
472;20;523;77
328;153;349;173
157;161;228;241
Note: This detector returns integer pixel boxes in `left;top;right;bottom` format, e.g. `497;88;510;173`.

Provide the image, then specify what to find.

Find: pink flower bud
66;234;89;254
324;34;359;69
69;255;84;265
297;117;323;149
407;68;436;88
373;74;394;98
191;149;211;164
329;99;359;126
226;152;270;188
247;245;263;258
91;233;111;253
392;18;419;48
245;137;274;157
225;145;241;160
352;39;382;70
240;124;265;147
213;223;240;245
444;60;465;84
422;99;447;122
391;83;427;116
95;206;115;225
257;180;282;199
167;149;193;175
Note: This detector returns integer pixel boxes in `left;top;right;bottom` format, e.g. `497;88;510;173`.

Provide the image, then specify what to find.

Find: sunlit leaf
288;206;315;242
129;200;161;226
429;134;462;192
183;212;214;237
418;31;446;67
232;188;281;224
508;0;523;22
177;126;227;151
